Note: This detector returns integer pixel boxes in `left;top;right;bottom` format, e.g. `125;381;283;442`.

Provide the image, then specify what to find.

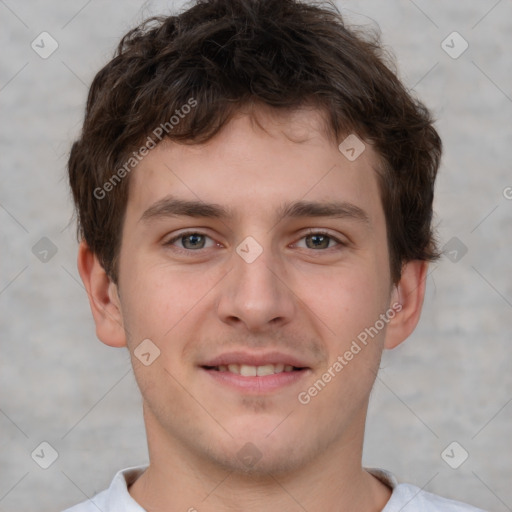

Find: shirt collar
108;465;399;510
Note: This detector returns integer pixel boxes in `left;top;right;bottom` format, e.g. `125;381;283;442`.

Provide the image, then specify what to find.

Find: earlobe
77;241;127;348
384;260;429;350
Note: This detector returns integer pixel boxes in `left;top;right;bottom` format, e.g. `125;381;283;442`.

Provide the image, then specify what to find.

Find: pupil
309;234;328;249
185;234;203;249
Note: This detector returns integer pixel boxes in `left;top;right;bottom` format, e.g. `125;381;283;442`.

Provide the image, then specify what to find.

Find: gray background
1;1;511;511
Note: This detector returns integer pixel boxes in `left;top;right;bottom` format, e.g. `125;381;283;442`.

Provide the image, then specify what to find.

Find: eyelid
294;228;347;248
164;230;218;251
164;228;347;254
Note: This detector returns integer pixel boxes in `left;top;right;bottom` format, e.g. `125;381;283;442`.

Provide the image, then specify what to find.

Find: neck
129;404;392;512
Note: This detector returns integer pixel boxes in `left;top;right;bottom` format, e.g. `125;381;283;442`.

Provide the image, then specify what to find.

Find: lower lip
201;367;310;393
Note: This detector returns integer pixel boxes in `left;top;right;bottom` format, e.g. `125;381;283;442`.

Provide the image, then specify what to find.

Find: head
70;0;442;476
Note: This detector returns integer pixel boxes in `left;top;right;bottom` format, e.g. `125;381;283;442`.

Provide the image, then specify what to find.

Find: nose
216;238;297;332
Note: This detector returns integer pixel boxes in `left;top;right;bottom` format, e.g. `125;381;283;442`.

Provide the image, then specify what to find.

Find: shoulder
60;466;148;512
60;489;109;512
61;492;109;512
385;482;487;512
366;468;487;512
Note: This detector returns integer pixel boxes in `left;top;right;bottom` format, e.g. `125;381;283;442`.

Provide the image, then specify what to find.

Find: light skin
78;105;428;512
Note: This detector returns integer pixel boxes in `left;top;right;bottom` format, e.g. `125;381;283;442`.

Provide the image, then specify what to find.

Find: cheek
308;269;389;403
119;265;181;346
315;259;389;325
119;261;224;357
120;271;193;409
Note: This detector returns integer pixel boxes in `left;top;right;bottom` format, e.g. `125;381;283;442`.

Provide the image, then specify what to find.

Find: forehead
125;106;384;227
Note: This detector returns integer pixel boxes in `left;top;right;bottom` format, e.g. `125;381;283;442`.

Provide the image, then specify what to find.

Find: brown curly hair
68;0;442;284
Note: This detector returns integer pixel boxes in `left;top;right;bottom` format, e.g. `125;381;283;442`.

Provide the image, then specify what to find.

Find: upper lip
200;351;311;368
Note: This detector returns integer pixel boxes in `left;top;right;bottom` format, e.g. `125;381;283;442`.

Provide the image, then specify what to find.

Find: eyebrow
139;195;371;226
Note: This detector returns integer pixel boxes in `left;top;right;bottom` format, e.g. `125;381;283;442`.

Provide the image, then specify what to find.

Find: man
64;0;485;510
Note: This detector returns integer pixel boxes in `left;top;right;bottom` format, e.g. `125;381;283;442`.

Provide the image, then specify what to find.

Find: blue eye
164;230;345;255
165;232;215;251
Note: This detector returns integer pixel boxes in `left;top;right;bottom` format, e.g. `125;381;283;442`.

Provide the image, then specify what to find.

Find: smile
201;365;310;394
203;363;303;376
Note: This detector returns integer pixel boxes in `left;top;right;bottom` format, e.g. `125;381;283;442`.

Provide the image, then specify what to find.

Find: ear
384;260;429;350
77;240;127;348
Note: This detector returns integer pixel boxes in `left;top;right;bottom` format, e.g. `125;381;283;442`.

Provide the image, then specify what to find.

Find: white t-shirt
62;465;487;511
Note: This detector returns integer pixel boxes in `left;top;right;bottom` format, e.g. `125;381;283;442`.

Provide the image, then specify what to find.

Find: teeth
228;364;240;374
240;364;257;377
214;363;298;375
256;364;275;376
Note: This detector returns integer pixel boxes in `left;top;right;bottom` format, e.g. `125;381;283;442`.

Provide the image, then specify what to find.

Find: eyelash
164;229;346;256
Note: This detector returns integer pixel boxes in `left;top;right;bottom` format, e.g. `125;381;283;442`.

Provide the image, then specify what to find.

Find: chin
205;428;313;477
210;444;308;477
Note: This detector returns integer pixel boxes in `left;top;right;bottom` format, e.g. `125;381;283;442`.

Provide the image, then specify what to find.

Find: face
110;106;398;475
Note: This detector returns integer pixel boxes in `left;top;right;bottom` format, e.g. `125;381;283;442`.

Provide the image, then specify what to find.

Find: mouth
201;363;307;376
199;353;311;393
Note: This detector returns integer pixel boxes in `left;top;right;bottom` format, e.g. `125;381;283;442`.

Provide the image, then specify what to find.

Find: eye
294;230;345;251
164;231;217;252
163;229;346;255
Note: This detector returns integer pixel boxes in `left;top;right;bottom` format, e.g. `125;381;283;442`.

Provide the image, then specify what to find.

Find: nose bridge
217;233;295;329
236;235;280;291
